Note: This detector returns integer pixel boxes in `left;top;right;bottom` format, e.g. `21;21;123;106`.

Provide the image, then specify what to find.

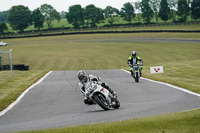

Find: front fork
130;66;143;76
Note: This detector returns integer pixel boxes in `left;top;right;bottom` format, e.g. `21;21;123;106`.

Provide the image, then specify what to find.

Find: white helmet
132;51;136;56
77;70;88;83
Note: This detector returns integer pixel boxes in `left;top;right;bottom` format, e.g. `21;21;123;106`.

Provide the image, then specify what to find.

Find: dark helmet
77;70;88;83
132;51;137;56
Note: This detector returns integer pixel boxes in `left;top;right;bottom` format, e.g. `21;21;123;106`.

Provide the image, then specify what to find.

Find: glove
98;77;102;81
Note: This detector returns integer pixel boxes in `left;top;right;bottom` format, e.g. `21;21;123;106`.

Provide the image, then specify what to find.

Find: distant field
27;21;200;32
2;22;199;40
1;32;200;133
4;17;200;34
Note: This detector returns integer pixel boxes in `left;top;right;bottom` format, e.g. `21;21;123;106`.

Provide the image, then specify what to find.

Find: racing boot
101;83;117;98
107;87;117;99
111;90;117;99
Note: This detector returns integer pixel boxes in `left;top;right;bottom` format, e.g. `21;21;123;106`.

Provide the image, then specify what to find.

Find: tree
0;22;8;33
32;8;45;30
103;6;119;25
159;0;170;23
177;0;190;22
150;0;161;24
120;2;135;24
0;11;9;23
141;0;154;23
191;0;200;20
60;11;66;19
83;4;104;27
168;0;178;22
7;5;32;32
40;4;61;29
134;0;142;23
66;5;84;28
187;0;193;20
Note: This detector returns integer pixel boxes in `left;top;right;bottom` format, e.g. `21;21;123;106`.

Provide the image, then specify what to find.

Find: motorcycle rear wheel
113;99;120;109
94;94;110;110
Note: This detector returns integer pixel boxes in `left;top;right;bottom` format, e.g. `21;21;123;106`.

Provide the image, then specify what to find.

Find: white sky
1;0;140;12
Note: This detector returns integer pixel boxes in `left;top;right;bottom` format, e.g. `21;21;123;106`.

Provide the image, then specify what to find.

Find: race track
0;70;200;132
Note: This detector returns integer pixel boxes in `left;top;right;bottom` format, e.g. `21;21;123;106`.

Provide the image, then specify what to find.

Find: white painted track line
121;69;200;97
0;71;52;117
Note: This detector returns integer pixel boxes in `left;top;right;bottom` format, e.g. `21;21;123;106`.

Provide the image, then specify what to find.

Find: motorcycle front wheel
135;71;139;82
94;94;110;110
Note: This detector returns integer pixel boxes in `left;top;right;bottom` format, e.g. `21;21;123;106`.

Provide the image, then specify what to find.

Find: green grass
0;32;200;132
16;108;200;133
4;16;200;34
0;70;48;110
24;19;73;31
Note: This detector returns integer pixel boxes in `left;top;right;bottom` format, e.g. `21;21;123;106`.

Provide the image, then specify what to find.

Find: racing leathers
78;74;116;105
127;55;143;76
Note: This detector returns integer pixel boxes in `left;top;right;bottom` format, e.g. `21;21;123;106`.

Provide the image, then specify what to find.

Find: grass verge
16;108;200;133
0;70;48;111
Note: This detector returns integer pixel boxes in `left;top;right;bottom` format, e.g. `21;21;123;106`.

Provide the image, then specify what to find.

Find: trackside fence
1;22;200;38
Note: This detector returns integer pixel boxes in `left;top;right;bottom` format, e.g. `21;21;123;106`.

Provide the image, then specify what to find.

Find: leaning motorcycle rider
127;51;143;77
77;70;117;105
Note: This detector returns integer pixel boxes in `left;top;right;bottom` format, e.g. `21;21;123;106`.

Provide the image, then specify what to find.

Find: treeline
0;0;200;34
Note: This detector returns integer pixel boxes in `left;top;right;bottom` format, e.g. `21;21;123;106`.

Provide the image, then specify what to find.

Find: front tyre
94;94;110;110
135;72;139;82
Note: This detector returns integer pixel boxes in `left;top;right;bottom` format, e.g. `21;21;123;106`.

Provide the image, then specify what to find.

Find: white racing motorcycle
84;81;120;110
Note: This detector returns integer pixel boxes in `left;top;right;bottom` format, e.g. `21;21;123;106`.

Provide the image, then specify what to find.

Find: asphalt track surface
7;38;200;45
0;70;200;132
80;38;200;43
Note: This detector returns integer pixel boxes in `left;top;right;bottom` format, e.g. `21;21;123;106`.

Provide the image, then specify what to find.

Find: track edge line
0;71;53;117
120;69;200;97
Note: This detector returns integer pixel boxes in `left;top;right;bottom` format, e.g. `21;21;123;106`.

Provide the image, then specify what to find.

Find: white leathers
79;74;101;94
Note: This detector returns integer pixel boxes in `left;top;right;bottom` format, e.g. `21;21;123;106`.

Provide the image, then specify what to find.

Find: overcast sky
1;0;140;12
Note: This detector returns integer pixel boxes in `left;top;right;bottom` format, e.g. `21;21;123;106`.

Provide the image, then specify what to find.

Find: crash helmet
132;51;137;56
77;70;88;83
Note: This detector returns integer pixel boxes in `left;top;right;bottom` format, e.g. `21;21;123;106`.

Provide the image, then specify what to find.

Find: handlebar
129;64;143;67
